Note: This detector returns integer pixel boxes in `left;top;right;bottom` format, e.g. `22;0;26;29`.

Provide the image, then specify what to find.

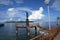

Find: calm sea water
0;23;16;40
0;22;60;40
0;23;36;40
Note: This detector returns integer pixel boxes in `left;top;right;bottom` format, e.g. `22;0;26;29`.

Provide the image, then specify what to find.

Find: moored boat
0;24;4;27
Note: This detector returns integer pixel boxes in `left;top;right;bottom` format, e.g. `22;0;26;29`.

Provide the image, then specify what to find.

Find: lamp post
44;0;51;30
48;5;51;30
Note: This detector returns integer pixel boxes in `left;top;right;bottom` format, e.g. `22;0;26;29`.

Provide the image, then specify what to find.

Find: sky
0;0;60;22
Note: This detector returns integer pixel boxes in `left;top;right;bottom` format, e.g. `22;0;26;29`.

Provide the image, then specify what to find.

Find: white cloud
15;0;24;4
9;18;13;21
0;0;23;5
7;7;32;20
7;8;16;18
0;19;7;22
51;0;60;10
16;7;32;12
0;11;7;18
7;7;45;21
0;0;13;5
28;7;45;21
8;8;14;11
18;19;21;21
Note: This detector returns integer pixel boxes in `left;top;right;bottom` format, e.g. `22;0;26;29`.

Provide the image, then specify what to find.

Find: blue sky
0;0;60;22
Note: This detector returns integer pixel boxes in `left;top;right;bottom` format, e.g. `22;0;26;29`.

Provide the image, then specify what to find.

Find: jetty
16;11;60;40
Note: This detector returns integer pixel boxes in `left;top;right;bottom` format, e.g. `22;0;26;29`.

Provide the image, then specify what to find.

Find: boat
0;24;4;27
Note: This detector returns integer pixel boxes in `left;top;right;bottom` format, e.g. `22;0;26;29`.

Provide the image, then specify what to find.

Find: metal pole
48;5;51;30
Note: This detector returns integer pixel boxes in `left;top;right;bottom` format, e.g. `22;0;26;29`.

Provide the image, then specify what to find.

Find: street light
44;0;51;30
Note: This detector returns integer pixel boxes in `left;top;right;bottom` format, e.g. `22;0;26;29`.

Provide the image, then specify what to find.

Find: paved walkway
56;32;60;40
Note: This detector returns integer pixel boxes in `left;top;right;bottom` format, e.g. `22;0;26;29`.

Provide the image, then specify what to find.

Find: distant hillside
5;21;33;23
